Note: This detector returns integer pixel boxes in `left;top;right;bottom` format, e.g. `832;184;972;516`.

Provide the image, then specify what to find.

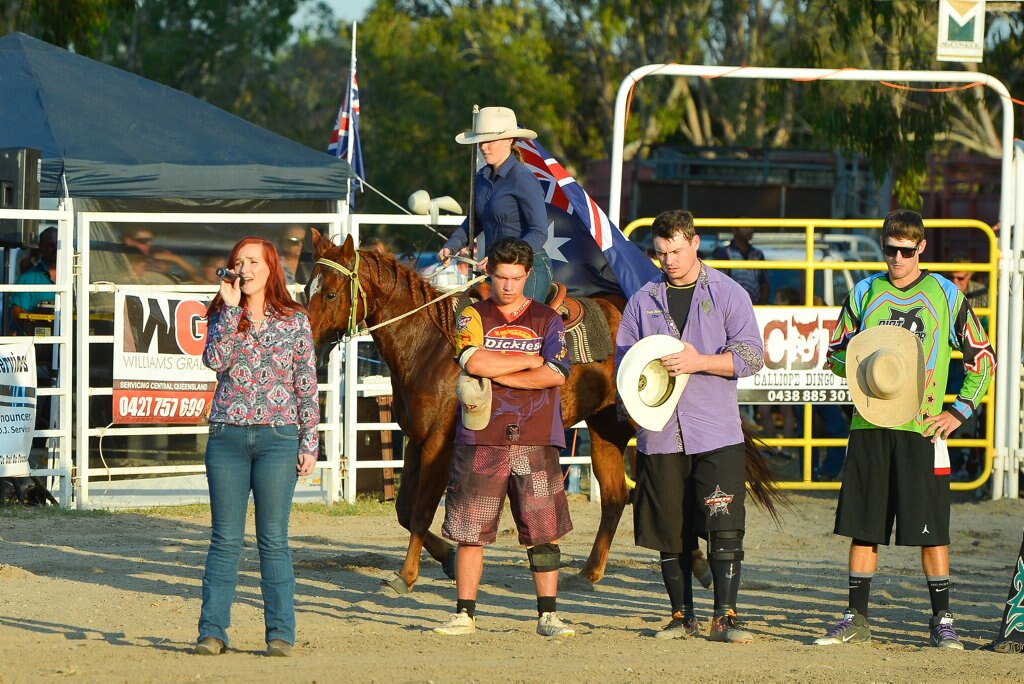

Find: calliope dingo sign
0;341;36;477
738;307;848;404
937;0;987;63
114;290;216;424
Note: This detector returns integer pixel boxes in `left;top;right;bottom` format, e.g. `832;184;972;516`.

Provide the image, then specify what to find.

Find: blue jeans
524;249;553;303
198;423;299;646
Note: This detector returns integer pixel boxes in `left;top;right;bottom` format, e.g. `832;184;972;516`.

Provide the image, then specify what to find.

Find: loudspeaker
0;148;41;247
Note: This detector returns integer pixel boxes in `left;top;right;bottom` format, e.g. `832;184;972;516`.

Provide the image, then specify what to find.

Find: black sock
927;576;950;615
456;599;476;618
848;573;872;618
677;550;694;615
711;559;741;615
660;552;690;615
537;595;556;616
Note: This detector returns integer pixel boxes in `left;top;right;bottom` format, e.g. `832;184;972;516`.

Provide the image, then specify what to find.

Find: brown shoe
193;637;225;655
266;639;294;657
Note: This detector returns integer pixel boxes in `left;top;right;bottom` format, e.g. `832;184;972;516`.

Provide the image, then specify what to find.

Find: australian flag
328;66;364;207
515;139;659;299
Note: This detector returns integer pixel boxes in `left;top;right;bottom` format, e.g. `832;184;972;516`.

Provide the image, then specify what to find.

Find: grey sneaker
537;612;575;637
266;639;293;657
434;610;476;636
708;610;753;644
929;612;965;650
654;613;702;639
814;608;871;645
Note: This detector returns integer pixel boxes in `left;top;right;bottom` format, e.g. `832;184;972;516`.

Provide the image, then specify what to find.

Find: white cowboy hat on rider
617;335;690;432
455;107;537;144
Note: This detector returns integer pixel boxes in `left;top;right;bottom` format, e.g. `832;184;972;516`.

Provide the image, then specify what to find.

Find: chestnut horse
304;231;781;593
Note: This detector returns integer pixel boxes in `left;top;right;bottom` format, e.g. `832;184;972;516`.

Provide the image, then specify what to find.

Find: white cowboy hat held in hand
455;107;538;145
617;335;689;432
846;325;925;428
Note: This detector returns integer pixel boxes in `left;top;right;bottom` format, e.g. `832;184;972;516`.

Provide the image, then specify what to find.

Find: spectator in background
949;256;988;310
712;224;769;305
946;255;988;481
10;225;58;333
430;246;473;292
199;255;224;284
279;225;308;286
122;225;200;283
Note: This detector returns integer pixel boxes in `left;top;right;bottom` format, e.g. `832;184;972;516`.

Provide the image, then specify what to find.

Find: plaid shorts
442;443;573;545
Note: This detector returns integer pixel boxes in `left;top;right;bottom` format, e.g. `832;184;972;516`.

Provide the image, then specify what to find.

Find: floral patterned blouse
203;305;319;460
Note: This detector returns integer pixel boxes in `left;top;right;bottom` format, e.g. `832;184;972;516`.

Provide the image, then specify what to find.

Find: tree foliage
5;0;1023;230
0;0;133;55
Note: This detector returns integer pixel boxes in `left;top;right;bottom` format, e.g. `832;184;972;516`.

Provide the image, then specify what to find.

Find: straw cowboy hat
455;106;537;145
616;335;689;432
846;325;925;427
456;371;492;430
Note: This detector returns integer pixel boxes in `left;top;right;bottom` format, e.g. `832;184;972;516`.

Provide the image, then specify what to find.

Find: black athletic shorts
834;429;950;546
633;443;746;553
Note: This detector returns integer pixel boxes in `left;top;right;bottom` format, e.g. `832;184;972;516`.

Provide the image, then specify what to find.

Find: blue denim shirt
615;265;764;455
443;155;548;254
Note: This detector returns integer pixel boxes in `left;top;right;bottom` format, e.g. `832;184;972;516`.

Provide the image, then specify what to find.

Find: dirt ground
1;492;1022;683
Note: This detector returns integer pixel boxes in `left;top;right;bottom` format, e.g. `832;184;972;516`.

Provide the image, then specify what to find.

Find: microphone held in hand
216;267;240;283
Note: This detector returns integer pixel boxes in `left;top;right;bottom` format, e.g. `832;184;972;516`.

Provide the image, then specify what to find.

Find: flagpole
467;104;479;262
345;21;358;208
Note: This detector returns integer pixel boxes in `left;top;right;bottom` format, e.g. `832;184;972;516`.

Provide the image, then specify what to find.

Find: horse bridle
315;251;486;341
315;252;367;338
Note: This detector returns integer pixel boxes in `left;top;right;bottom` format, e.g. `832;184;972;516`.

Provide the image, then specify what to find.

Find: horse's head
304;230;369;366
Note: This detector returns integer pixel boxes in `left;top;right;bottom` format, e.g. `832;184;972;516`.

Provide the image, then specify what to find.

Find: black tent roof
0;32;350;199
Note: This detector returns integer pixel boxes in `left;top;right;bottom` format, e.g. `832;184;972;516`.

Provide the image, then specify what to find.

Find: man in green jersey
814;210;994;650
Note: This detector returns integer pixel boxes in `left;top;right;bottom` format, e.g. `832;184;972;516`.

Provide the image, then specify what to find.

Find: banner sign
937;0;986;63
0;341;36;477
738;307;850;404
113;290;215;424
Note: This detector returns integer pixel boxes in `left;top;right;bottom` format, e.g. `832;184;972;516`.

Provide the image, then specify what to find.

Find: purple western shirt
615;265;764;455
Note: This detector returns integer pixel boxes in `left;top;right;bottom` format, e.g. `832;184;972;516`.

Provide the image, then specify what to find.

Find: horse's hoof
381;573;413;595
559;573;597;593
692;553;713;589
442;548;457;580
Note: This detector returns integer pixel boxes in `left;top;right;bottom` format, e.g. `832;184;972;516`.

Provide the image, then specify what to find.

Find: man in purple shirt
616;209;764;643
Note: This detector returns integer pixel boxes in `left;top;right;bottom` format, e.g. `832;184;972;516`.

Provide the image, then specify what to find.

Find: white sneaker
434;610;476;635
537;612;575;637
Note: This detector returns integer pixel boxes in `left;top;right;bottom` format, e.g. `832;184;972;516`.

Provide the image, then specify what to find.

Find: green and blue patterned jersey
828;270;994;433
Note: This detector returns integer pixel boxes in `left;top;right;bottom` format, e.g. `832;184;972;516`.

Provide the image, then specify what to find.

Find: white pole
1007;141;1024;499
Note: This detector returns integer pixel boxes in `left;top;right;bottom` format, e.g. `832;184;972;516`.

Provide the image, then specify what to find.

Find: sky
327;0;372;23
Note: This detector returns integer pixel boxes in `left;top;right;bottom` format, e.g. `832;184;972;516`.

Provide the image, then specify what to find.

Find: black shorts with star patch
633;443;746;553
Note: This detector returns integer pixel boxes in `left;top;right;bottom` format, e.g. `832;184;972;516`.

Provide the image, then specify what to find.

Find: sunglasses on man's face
882;243;920;259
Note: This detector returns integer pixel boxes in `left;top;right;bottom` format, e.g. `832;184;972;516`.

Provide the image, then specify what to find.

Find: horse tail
742;425;789;528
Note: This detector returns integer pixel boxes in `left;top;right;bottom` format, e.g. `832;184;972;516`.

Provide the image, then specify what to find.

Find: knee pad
527;543;560;573
709;529;745;563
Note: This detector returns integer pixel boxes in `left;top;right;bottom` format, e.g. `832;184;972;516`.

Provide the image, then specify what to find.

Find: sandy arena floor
1;492;1023;682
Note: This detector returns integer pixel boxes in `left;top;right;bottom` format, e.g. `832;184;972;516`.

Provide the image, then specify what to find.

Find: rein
315;254;486;339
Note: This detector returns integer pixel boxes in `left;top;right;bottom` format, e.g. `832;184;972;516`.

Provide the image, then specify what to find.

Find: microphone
216;267;240;283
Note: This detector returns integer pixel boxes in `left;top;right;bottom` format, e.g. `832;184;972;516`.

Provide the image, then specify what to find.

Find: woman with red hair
194;237;319;658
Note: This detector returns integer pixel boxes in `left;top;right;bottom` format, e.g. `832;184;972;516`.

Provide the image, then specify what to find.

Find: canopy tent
0;32;350;199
